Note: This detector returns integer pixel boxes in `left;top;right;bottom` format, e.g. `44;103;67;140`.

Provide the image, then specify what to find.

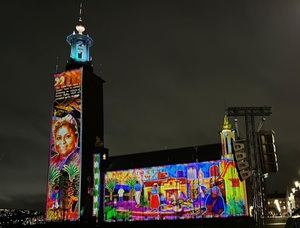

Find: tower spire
79;2;83;23
222;114;232;130
66;1;93;71
76;2;85;35
220;114;235;158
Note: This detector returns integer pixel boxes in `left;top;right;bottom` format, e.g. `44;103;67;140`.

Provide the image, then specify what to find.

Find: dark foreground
264;217;288;228
2;216;256;228
7;216;300;228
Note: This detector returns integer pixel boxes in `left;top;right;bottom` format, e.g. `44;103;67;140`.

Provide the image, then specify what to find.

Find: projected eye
56;136;62;141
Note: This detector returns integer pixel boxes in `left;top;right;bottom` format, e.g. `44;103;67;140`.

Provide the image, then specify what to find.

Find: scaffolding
226;106;272;227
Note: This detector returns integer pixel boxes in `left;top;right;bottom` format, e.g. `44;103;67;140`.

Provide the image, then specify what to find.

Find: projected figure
118;187;125;202
134;181;142;207
150;183;160;211
204;186;225;217
51;186;60;209
159;193;167;205
47;114;80;220
63;186;78;220
52;114;80;168
197;185;206;207
169;192;176;205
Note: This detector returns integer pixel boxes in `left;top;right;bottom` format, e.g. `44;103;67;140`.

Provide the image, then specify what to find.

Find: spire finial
79;2;83;23
76;2;85;35
222;114;232;130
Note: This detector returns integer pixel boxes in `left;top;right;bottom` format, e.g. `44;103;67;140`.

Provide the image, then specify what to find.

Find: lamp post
287;197;292;216
292;181;300;209
291;181;300;211
290;193;295;211
287;181;300;216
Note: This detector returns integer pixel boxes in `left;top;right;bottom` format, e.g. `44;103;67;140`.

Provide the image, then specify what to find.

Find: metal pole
234;118;240;140
245;115;257;223
251;115;264;227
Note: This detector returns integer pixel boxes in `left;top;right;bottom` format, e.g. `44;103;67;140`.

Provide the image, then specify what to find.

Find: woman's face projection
55;124;77;157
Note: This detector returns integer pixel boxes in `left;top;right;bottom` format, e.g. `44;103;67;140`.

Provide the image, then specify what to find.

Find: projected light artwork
104;158;248;222
46;69;82;221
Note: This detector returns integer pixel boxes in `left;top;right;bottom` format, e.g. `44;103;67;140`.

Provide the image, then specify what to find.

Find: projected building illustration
103;117;248;222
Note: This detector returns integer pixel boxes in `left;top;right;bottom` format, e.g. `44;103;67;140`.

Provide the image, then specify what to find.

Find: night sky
1;0;300;211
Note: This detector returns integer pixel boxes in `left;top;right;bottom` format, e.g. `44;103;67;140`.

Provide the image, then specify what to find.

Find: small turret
222;115;232;130
220;114;235;158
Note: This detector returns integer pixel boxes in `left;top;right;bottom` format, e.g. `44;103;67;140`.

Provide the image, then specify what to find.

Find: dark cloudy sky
1;0;300;211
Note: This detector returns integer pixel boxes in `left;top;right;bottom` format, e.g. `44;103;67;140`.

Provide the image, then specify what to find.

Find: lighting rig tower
226;106;272;227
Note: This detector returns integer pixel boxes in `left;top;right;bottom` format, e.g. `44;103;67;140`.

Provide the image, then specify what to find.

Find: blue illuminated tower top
66;3;93;71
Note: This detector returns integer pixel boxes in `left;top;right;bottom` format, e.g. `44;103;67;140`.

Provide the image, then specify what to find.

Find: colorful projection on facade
46;69;82;221
93;154;101;219
104;159;248;222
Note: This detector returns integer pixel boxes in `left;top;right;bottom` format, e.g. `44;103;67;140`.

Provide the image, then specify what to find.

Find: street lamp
274;199;281;214
290;193;296;211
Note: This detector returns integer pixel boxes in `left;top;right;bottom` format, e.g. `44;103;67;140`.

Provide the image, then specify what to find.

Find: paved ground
264;217;288;228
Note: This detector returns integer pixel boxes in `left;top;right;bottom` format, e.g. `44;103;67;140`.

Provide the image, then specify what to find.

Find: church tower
46;3;105;222
220;115;235;159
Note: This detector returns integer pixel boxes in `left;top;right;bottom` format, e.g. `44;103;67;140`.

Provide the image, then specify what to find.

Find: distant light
249;206;254;217
295;181;300;188
274;199;281;213
292;188;296;194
